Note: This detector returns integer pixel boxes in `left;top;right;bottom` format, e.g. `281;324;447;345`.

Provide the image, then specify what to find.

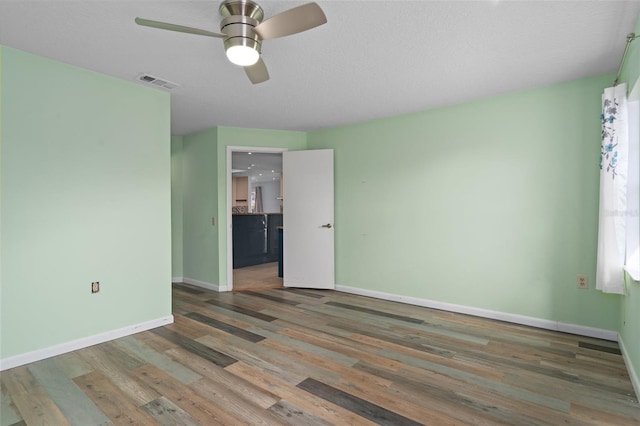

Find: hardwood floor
2;284;640;425
233;262;282;291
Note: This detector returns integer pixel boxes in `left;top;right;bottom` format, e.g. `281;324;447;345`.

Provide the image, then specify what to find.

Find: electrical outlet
577;275;588;289
91;281;100;293
211;216;216;226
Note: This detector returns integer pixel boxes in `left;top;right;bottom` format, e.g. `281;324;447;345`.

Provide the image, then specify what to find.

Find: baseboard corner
182;277;221;292
619;334;640;403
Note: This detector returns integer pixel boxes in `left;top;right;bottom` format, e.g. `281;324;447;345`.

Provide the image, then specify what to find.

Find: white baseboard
182;277;228;292
0;315;174;371
335;285;618;341
172;276;183;283
619;335;640;402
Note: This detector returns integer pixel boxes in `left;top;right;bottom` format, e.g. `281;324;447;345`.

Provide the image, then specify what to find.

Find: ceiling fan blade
253;3;326;40
244;57;270;84
135;18;226;38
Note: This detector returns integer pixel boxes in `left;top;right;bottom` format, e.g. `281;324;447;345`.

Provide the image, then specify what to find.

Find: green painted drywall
171;136;184;278
0;46;3;357
181;128;219;286
0;45;3;358
215;126;307;287
619;15;640;393
308;73;621;331
619;20;640;95
622;278;640;386
0;47;172;359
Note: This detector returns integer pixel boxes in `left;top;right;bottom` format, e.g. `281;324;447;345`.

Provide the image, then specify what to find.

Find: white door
283;149;334;289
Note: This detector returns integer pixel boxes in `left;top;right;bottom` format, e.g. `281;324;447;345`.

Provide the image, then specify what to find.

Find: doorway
226;146;287;291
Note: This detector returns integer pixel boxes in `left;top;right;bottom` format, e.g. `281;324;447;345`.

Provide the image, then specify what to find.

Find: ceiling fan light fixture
137;0;327;84
226;44;259;66
220;13;262;67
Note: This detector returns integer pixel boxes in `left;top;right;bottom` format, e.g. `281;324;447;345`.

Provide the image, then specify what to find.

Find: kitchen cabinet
278;227;283;277
233;213;283;268
233;176;249;207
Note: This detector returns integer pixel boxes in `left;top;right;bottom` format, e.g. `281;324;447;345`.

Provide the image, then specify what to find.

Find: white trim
335;285;618;341
182;277;228;292
0;315;174;371
226;146;288;292
172;276;184;283
619;334;640;403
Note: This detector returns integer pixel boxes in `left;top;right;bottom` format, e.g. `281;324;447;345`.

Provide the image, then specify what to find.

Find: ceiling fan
135;0;327;84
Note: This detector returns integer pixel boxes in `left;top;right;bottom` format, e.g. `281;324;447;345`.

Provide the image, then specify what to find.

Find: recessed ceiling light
271;170;275;173
259;173;263;176
248;152;253;155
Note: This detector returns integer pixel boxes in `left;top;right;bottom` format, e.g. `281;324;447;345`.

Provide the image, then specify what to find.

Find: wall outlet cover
91;281;100;293
576;275;588;289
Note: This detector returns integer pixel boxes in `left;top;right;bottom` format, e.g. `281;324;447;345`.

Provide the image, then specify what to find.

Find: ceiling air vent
136;73;181;91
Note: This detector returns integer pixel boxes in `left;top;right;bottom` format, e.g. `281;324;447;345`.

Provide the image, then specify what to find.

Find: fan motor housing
219;0;264;21
220;15;262;53
219;0;263;54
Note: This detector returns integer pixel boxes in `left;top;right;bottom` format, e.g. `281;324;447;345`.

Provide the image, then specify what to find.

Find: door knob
321;223;332;229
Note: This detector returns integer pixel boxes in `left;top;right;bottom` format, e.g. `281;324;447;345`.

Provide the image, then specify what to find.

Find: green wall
618;15;640;394
181;128;219;286
0;44;3;353
621;20;640;95
0;47;172;359
308;73;621;331
171;135;184;278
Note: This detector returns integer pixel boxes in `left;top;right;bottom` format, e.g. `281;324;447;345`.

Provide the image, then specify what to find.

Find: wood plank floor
2;284;640;425
233;262;283;291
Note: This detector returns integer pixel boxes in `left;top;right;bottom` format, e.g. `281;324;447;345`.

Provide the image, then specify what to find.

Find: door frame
226;145;288;291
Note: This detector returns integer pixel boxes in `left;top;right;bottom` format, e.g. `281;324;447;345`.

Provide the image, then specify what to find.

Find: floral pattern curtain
597;83;629;294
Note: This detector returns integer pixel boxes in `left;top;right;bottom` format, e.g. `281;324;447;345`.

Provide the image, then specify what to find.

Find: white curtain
596;83;629;294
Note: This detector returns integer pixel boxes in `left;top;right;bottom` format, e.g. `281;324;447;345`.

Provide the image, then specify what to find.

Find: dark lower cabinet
267;214;283;259
278;228;283;278
233;214;283;268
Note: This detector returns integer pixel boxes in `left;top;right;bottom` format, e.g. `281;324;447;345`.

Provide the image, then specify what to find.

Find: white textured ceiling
1;1;639;135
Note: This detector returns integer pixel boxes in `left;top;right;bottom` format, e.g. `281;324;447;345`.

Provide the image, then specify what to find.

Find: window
625;98;639;281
